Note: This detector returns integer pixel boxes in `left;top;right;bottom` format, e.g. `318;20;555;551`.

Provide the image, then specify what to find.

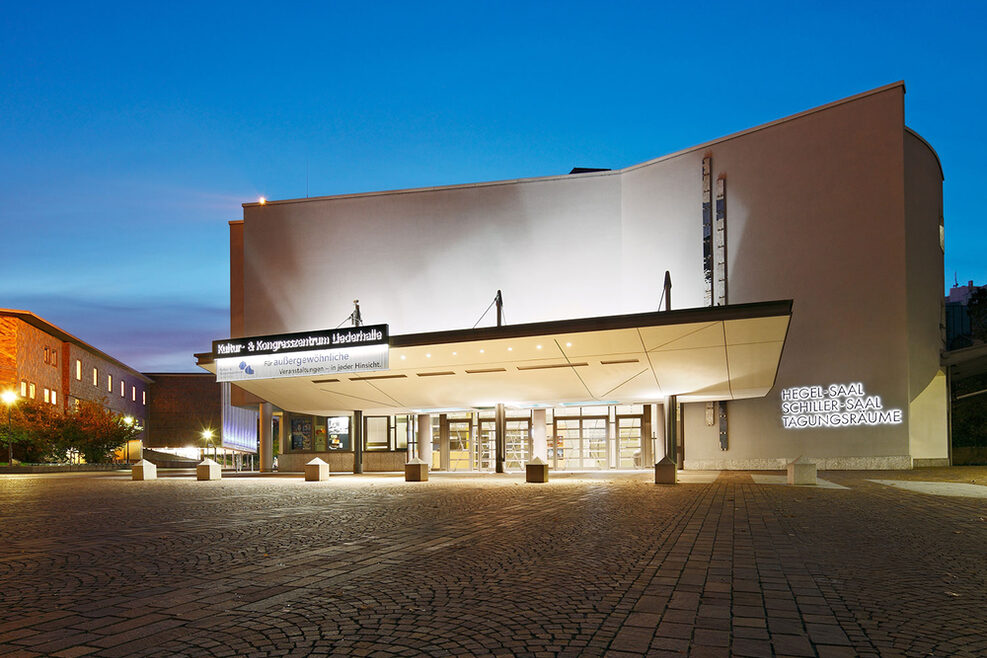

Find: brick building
0;309;151;433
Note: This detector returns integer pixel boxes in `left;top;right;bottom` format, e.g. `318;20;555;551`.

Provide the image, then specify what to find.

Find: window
43;347;50;364
142;390;146;405
131;385;136;401
29;383;35;399
92;367;98;387
20;380;26;397
51;350;57;367
107;374;112;393
120;380;125;397
365;416;390;451
75;359;82;381
43;388;50;403
51;390;57;405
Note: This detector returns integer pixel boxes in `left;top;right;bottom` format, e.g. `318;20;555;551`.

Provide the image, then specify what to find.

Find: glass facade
278;405;649;472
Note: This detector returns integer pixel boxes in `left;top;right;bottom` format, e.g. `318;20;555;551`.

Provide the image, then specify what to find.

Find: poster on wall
327;416;350;451
291;417;313;450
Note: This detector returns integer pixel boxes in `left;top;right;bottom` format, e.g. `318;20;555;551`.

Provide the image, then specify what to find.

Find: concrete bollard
197;458;222;481
132;459;157;481
787;455;817;485
525;456;549;483
405;457;429;482
305;457;330;481
654;455;677;485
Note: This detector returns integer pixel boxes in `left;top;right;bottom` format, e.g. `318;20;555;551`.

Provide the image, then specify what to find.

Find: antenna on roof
954;272;959;287
658;271;672;311
351;300;362;327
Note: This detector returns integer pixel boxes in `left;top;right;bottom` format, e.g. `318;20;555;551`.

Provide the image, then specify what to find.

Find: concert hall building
197;81;949;473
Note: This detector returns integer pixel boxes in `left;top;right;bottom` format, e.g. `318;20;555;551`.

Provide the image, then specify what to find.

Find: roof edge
0;308;153;382
196;300;793;366
905;126;945;181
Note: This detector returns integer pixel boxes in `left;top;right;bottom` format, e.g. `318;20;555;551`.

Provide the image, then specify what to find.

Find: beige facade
224;82;948;470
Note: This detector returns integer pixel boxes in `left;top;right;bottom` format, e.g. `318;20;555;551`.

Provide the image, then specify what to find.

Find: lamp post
202;429;215;462
2;391;17;465
122;416;134;464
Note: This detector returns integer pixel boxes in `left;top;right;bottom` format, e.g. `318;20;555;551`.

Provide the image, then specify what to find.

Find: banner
213;325;389;382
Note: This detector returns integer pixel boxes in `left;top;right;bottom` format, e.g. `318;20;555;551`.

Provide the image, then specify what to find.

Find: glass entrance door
504;419;531;471
448;420;472;471
477;418;531;471
617;416;643;469
476;421;496;471
553;416;608;470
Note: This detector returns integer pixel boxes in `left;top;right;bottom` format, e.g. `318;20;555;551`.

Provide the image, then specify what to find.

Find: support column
353;410;363;474
439;414;450;471
641;404;653;467
531;409;548;461
417;414;432;468
495;403;506;473
652;403;664;463
259;402;273;472
663;396;678;468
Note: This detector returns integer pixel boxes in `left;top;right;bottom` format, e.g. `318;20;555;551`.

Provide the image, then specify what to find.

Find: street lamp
2;390;17;465
122;416;134;463
202;429;215;462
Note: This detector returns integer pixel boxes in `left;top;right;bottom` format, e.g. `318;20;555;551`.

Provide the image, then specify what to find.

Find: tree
9;399;63;463
968;287;987;343
61;398;143;464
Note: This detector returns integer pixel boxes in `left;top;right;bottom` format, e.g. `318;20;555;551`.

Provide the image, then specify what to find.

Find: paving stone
0;468;983;656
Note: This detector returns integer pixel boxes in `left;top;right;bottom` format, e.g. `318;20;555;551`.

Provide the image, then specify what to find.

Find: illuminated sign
780;382;902;429
213;325;388;382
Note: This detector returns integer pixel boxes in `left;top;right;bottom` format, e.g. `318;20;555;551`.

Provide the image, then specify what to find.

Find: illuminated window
51;390;56;405
43;388;50;403
108;374;112;392
120;380;125;397
29;383;35;399
92;367;98;387
131;385;136;401
75;359;82;381
20;380;26;397
142;390;146;405
365;416;390;451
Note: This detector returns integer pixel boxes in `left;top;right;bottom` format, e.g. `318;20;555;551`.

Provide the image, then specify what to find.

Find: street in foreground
0;468;985;657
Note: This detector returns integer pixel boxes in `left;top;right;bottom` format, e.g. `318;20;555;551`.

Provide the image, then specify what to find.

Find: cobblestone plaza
1;469;984;657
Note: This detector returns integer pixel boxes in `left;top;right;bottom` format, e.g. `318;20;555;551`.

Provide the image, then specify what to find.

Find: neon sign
780;382;902;429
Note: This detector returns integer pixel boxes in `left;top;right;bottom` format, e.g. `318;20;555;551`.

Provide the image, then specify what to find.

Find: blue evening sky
1;1;984;371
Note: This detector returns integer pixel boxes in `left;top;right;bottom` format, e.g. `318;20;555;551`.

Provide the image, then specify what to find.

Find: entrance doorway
478;417;531;471
553;415;608;470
